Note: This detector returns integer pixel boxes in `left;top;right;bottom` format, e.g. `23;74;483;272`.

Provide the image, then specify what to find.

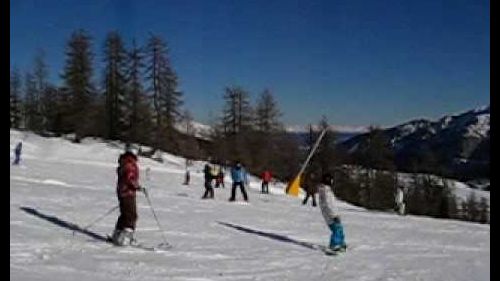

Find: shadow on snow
217;221;320;251
19;206;108;242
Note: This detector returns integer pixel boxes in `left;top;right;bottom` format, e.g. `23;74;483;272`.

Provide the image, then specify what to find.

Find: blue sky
10;0;489;128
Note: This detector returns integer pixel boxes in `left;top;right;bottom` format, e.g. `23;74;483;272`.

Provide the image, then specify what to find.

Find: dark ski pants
302;192;317;206
183;171;190;185
115;196;138;231
261;181;269;193
202;181;214;198
230;182;248;201
13;153;20;165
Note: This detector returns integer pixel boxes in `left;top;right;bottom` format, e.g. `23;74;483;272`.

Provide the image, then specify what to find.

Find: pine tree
39;85;60;133
466;192;479;222
24;71;42;131
10;68;23;129
103;31;129;140
437;179;454;218
127;39;151;144
145;34;183;149
221;86;253;135
61;29;96;141
355;126;395;170
407;174;426;215
446;192;459;219
314;116;339;174
478;197;489;224
369;170;397;210
33;49;49;130
255;89;282;133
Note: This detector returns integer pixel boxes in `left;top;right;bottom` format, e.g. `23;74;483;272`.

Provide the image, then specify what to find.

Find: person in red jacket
261;170;272;194
111;149;142;246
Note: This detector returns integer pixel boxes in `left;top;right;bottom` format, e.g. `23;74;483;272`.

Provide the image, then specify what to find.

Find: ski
313;244;348;256
105;235;172;252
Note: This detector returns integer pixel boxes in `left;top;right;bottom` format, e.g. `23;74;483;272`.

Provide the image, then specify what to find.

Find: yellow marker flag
286;173;302;197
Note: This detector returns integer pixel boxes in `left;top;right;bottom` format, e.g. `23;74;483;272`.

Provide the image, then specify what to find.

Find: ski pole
73;205;119;235
142;188;171;247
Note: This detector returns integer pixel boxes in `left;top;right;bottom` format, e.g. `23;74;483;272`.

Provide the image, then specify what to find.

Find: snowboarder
318;172;347;252
13;141;22;165
395;185;406;215
301;172;318;207
215;168;225;188
229;161;249;202
111;148;143;246
261;169;272;194
202;164;214;199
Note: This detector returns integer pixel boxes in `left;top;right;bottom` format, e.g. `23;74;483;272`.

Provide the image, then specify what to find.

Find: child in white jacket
318;173;347;251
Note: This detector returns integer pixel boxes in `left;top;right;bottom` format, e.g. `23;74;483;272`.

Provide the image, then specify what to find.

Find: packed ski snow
10;130;489;281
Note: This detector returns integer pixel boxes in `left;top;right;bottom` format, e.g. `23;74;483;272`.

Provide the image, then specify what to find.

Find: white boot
111;229;125;246
122;228;135;245
112;228;134;246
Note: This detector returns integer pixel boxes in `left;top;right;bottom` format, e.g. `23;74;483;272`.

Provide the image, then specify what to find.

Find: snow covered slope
10;130;490;281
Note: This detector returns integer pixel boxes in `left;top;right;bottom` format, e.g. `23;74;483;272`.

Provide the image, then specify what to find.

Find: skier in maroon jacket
111;150;143;246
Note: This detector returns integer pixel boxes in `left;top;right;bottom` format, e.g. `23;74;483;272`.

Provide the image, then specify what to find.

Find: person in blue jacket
318;172;347;252
229;161;249;202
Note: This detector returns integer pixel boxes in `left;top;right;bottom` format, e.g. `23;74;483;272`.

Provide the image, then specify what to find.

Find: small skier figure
215;168;225;188
229;161;249;202
302;172;318;207
261;169;272;194
395;185;406;215
111;148;143;246
183;159;191;185
183;168;191;185
13;141;22;165
318;172;347;253
202;164;214;199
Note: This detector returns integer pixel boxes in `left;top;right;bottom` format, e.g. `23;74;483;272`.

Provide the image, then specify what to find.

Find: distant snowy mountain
285;124;368;144
285;124;369;134
340;106;490;182
176;121;368;143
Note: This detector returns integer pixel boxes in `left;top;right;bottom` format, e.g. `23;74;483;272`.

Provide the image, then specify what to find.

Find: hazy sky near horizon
11;0;489;128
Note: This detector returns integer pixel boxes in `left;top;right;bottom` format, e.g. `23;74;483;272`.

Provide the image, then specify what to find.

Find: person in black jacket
301;171;318;207
202;164;214;199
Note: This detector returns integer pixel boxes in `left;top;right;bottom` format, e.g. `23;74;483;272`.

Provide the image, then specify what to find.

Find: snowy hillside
10;130;490;281
174;120;212;140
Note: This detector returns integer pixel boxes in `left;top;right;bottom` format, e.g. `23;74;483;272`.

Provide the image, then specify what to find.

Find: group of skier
107;146;350;253
4;138;399;253
201;163;227;199
10;140;405;253
201;161;253;201
199;162;275;201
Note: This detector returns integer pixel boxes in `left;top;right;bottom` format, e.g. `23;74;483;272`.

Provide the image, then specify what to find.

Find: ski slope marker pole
286;128;328;196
